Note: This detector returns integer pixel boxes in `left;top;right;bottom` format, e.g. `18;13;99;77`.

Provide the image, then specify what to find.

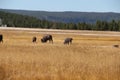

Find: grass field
0;27;120;80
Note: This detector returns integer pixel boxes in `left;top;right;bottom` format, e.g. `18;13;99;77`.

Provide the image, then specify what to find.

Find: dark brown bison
32;36;37;43
113;45;119;48
41;35;53;43
0;34;3;43
64;38;73;45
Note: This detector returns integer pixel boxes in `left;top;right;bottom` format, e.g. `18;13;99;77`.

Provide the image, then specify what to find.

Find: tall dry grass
0;29;120;80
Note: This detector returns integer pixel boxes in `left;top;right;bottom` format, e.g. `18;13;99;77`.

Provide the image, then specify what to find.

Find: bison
113;45;119;48
41;35;53;43
0;34;3;43
64;38;73;45
32;36;37;43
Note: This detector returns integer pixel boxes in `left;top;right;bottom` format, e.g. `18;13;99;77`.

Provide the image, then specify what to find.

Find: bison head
41;38;47;43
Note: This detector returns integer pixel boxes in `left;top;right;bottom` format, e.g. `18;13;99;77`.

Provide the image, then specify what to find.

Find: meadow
0;27;120;80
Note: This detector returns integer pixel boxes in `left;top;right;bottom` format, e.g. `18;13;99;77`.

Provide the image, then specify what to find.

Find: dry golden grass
0;28;120;80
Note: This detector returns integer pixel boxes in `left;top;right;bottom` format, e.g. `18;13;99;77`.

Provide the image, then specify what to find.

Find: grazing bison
41;35;53;43
64;38;73;45
32;36;37;43
0;34;3;43
113;45;119;48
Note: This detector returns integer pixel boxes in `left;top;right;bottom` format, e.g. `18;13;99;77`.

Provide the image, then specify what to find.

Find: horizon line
0;8;120;14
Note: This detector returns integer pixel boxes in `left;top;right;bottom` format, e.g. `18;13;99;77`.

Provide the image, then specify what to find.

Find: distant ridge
0;9;120;23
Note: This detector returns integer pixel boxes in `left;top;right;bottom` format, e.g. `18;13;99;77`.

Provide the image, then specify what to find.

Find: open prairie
0;27;120;80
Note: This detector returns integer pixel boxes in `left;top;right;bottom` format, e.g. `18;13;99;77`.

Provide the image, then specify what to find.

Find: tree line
0;11;120;31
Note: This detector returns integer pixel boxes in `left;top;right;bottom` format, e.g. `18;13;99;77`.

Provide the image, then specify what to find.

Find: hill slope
0;9;120;23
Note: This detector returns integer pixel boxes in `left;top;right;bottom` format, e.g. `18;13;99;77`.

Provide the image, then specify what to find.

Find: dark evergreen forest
0;11;120;31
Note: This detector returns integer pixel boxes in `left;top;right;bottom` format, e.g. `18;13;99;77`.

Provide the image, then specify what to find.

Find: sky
0;0;120;13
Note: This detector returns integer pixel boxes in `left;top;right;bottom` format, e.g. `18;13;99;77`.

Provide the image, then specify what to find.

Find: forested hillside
0;11;120;31
0;9;120;23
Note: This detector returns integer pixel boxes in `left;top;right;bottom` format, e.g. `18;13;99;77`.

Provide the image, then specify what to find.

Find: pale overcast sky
0;0;120;12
